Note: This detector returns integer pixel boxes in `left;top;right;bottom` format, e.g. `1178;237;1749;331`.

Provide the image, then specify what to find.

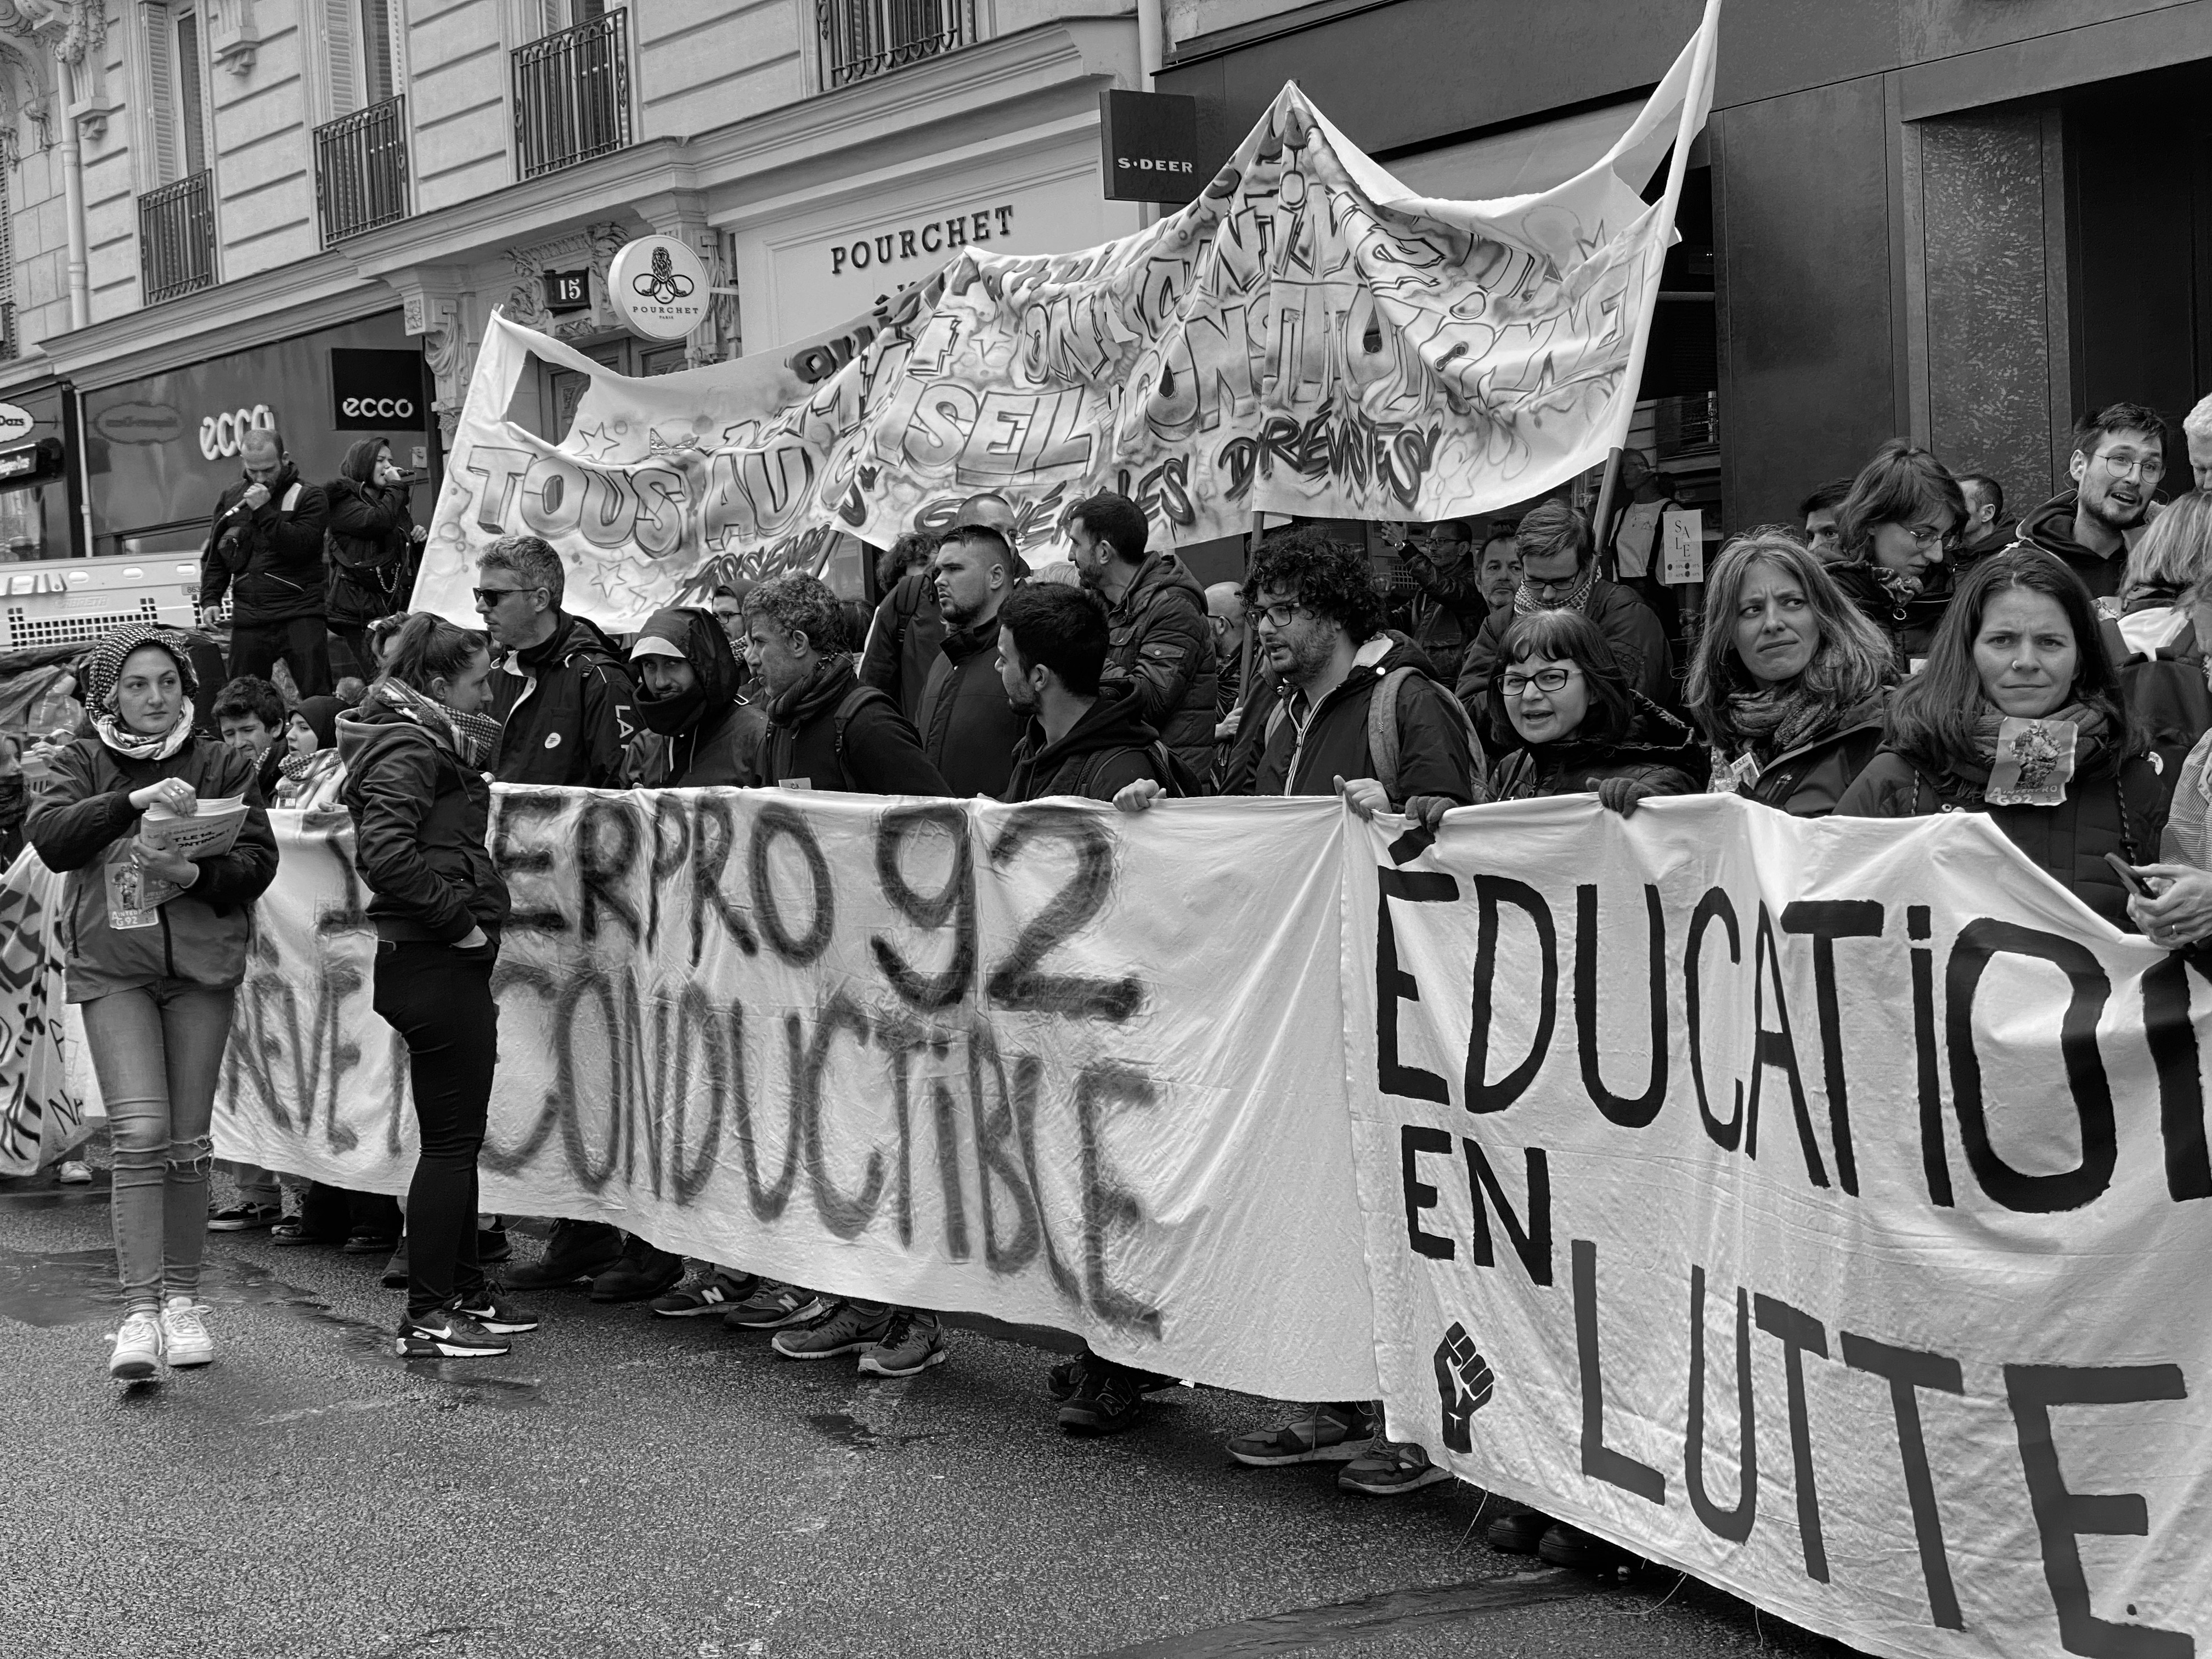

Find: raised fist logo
1434;1321;1495;1453
633;245;696;305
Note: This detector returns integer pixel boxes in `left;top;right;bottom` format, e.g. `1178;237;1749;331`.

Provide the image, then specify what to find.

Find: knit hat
80;623;199;712
292;695;343;752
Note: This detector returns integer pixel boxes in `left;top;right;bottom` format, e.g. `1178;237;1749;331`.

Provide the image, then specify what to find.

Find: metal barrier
819;0;974;88
315;96;410;245
513;9;633;179
139;172;217;304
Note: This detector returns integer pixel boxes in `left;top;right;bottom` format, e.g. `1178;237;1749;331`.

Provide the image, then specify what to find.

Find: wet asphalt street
3;1155;1861;1659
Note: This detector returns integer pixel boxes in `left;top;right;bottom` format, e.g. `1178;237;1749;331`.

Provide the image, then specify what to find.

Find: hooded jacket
757;653;948;797
915;616;1026;798
1101;551;1219;779
2010;490;2140;601
2101;589;2211;787
1454;579;1675;741
1950;516;2019;579
859;571;949;725
200;461;331;627
630;606;764;789
489;610;636;788
1005;682;1175;803
1829;562;1955;675
324;439;417;628
1246;634;1479;805
337;695;510;944
1835;740;2166;927
26;732;277;1002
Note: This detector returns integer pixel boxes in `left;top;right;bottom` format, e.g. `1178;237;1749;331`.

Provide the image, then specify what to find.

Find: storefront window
0;479;53;560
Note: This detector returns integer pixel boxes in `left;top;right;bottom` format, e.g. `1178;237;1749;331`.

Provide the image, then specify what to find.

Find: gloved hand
1402;794;1458;831
1596;776;1655;817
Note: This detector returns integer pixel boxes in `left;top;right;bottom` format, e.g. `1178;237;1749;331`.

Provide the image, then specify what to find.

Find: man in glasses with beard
2013;403;2170;602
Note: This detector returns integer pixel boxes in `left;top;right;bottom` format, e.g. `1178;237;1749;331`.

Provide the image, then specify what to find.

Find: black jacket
1490;704;1703;803
1455;580;1675;740
1835;745;2167;928
1247;634;1479;806
1711;696;1891;819
631;607;764;789
489;611;636;788
859;572;949;725
337;701;509;945
2012;492;2130;601
200;464;332;627
1005;682;1173;803
1830;562;1955;675
2102;594;2209;794
324;475;416;629
26;733;278;1001
1102;552;1219;779
916;618;1026;798
757;654;948;797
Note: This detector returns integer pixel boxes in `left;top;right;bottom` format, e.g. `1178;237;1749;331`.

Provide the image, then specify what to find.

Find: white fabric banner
1344;793;2212;1659
212;794;1381;1402
413;13;1718;631
0;849;88;1176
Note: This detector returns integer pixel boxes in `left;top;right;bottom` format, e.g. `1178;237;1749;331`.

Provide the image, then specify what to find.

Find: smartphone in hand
2106;852;2153;900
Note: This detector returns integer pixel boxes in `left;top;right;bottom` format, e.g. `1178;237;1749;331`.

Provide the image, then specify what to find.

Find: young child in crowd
211;676;289;809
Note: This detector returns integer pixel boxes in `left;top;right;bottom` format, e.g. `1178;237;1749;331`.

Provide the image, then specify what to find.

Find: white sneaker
109;1311;166;1380
55;1159;92;1184
161;1297;214;1368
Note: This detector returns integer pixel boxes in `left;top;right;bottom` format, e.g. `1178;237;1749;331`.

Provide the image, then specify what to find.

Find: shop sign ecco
200;404;277;461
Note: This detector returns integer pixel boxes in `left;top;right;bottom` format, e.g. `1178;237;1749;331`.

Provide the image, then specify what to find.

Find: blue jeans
80;981;237;1316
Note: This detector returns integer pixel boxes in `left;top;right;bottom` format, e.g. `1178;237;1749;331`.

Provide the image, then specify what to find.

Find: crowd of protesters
22;391;2212;1575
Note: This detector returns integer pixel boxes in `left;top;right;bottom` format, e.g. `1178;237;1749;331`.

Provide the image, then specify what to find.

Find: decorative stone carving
501;219;630;341
206;0;257;77
0;1;108;128
388;268;481;442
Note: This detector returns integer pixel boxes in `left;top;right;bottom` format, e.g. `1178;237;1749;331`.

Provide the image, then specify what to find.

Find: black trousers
229;617;333;697
373;940;499;1318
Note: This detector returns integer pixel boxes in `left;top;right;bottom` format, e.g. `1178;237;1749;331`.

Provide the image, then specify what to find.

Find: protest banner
1344;793;2212;1659
0;848;87;1177
411;9;1719;631
210;793;1381;1402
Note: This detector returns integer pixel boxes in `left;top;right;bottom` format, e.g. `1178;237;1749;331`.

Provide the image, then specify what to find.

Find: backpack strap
832;683;896;781
1076;741;1192;801
1366;664;1489;806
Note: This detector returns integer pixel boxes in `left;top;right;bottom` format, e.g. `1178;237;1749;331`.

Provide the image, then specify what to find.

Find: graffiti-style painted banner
0;849;88;1176
414;16;1717;630
1345;794;2212;1659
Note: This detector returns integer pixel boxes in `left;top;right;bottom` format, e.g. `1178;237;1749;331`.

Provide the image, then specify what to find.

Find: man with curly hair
1115;527;1479;1497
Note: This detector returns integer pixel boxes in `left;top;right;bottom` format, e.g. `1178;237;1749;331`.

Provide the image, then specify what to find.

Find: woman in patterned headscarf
25;622;278;1383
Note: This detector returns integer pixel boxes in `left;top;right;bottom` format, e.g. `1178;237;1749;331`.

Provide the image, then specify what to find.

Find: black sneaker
1059;1362;1146;1436
342;1229;401;1255
451;1290;542;1335
1049;1352;1173;1402
588;1239;685;1303
1486;1511;1551;1554
396;1308;510;1359
502;1220;625;1291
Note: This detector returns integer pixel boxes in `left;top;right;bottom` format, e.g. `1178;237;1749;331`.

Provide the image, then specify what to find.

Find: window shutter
358;0;394;106
326;0;357;114
143;1;177;184
175;9;207;178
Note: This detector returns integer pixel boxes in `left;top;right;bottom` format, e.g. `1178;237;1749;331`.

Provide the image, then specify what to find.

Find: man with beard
730;573;952;1377
1064;490;1218;778
2013;403;2169;600
915;524;1025;796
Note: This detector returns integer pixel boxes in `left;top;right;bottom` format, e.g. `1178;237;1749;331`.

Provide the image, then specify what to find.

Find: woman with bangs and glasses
1481;609;1702;814
1827;439;1970;676
1688;529;1899;816
1836;550;2166;928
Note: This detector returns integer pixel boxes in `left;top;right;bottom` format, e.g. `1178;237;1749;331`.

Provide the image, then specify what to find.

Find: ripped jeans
80;981;238;1316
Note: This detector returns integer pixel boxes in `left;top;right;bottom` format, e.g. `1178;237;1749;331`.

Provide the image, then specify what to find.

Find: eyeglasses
1523;576;1579;599
1255;602;1309;629
1501;665;1578;695
1899;524;1959;551
472;585;544;607
2096;452;2165;481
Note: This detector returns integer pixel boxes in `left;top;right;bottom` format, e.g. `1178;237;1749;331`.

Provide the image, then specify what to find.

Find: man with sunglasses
2012;403;2170;600
472;533;645;1297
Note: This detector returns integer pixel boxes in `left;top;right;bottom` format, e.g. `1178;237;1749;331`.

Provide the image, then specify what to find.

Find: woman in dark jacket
1483;610;1702;812
336;613;528;1359
325;436;422;675
1688;530;1897;816
1836;551;2166;927
26;623;278;1380
1826;439;1968;675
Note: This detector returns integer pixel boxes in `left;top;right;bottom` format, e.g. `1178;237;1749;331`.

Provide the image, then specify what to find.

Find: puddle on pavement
1082;1570;1597;1659
804;1410;950;1451
0;1244;540;1410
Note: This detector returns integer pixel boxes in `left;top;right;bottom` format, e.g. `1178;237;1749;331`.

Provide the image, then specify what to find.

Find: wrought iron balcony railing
513;9;633;180
139;172;217;304
820;0;974;89
315;95;410;245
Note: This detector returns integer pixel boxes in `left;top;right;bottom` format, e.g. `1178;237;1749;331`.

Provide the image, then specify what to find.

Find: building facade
0;0;1146;623
1159;0;2212;536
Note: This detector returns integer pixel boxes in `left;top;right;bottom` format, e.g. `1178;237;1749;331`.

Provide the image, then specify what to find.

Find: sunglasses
473;585;545;607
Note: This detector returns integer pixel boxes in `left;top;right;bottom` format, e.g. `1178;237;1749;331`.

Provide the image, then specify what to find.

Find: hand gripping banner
1344;793;2212;1659
414;8;1719;631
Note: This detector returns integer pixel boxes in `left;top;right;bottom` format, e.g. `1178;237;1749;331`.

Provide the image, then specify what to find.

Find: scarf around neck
1724;685;1881;762
95;700;196;764
1512;562;1599;618
365;678;481;768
